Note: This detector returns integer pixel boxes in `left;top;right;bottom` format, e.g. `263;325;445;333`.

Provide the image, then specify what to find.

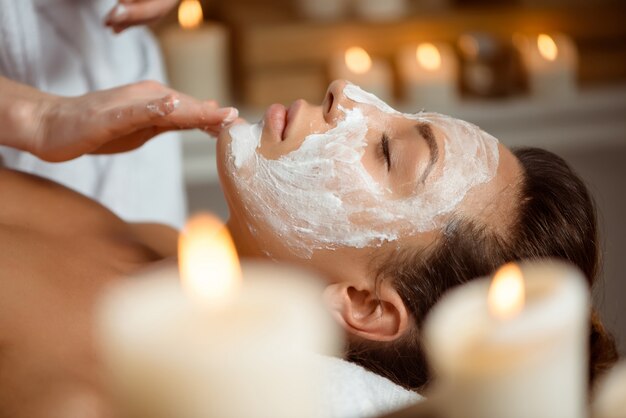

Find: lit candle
514;32;578;99
160;0;230;103
98;214;340;418
397;42;458;111
423;260;589;418
330;46;394;103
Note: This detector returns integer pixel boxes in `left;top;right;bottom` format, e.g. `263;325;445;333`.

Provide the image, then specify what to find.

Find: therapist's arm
0;76;237;162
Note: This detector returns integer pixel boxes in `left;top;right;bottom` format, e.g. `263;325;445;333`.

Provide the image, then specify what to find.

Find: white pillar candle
97;214;340;418
397;42;459;111
354;0;409;21
160;0;230;103
423;260;589;418
330;47;394;103
514;33;578;100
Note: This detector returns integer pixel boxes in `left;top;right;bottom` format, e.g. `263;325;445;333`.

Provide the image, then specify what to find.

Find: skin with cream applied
218;81;501;258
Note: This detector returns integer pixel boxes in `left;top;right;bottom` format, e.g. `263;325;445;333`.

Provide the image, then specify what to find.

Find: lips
265;100;304;142
265;103;287;142
285;100;303;139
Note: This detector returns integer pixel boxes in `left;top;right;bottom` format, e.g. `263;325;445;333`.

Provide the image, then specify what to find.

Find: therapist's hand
32;80;238;162
104;0;180;33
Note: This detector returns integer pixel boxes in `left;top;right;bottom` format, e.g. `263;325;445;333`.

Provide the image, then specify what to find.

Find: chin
215;122;299;262
215;128;240;216
216;127;234;183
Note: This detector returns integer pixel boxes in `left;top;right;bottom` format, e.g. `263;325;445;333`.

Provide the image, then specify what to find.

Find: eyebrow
416;122;440;183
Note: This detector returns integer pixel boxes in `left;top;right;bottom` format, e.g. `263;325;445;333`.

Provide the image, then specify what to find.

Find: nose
322;79;350;122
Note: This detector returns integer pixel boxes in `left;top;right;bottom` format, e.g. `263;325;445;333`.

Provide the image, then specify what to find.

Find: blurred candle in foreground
423;260;589;418
330;46;393;103
178;215;241;309
487;263;525;319
514;32;578;99
397;42;458;111
160;0;230;103
98;213;340;418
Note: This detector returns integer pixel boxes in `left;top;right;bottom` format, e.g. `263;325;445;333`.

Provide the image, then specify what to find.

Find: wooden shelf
220;5;626;106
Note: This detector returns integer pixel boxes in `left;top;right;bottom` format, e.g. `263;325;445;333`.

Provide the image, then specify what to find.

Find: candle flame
178;0;203;30
178;213;241;308
416;43;442;71
488;263;525;320
537;34;558;61
345;47;373;75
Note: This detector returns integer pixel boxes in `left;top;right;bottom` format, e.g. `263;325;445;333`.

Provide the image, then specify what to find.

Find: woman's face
217;80;520;282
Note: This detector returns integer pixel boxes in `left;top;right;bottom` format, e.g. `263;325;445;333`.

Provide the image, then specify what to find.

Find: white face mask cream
226;84;499;258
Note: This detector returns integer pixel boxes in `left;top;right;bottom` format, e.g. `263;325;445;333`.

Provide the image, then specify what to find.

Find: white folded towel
316;355;423;418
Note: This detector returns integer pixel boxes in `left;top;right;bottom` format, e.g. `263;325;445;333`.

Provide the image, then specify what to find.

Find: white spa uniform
0;0;186;228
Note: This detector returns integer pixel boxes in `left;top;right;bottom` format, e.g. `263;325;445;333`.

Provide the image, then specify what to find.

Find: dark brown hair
346;147;618;391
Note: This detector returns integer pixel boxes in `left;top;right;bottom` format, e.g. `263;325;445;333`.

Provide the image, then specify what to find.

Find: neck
226;216;264;259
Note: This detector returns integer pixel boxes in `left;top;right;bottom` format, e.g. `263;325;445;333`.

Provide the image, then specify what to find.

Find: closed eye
377;133;391;172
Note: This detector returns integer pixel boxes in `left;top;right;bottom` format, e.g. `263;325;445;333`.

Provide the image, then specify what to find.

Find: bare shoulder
0;167;178;259
129;222;179;258
0;169;177;417
0;167;128;236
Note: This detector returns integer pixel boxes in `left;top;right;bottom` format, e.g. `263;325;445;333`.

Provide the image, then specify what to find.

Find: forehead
454;142;522;235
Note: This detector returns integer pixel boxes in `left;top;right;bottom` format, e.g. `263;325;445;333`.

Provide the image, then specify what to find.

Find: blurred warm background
152;0;626;355
156;0;626;106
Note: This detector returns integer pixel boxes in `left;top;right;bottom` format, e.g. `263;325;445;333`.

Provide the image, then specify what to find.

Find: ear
323;280;410;342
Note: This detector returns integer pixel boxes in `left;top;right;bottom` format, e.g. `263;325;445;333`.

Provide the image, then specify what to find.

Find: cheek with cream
226;84;499;258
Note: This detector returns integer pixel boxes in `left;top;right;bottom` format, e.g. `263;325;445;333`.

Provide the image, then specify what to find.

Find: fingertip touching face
217;80;518;265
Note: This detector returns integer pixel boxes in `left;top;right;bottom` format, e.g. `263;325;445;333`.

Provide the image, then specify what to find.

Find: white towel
316;355;423;418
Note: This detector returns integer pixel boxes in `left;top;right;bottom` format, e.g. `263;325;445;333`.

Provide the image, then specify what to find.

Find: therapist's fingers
203;116;247;137
104;0;179;32
154;95;239;135
104;94;237;137
161;99;239;131
102;94;177;137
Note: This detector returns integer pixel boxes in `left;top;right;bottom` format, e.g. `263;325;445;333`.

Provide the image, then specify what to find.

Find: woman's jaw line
225;216;266;260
